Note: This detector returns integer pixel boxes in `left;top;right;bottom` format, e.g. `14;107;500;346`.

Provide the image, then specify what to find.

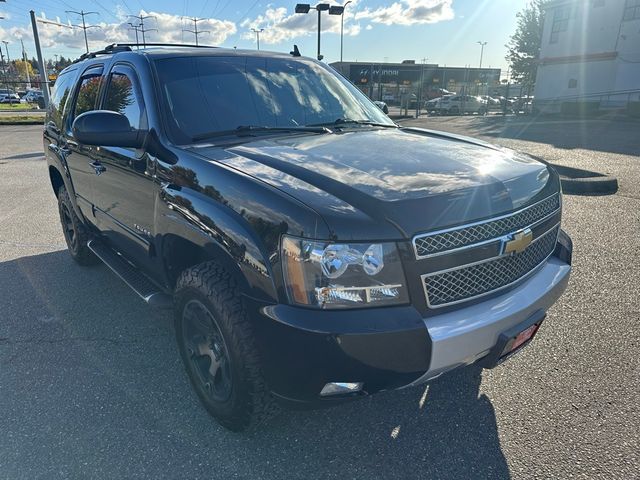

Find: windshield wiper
191;125;332;142
309;118;398;129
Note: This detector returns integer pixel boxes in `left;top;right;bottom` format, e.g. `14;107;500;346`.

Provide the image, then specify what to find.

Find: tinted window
103;67;143;129
71;68;102;122
49;71;75;128
155;56;393;144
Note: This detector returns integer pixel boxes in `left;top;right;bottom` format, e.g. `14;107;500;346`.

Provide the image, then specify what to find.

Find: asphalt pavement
0;120;638;479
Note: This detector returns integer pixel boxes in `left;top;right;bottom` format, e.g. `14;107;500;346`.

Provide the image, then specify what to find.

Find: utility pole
1;40;10;68
30;10;50;106
182;17;209;46
20;39;31;88
477;41;487;69
128;22;141;47
66;10;100;53
250;28;263;50
128;14;156;47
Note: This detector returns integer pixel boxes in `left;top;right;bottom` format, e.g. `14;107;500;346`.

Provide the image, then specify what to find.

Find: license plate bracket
481;310;546;369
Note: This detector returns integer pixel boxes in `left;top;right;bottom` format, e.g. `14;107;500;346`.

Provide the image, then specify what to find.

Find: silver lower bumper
408;257;571;386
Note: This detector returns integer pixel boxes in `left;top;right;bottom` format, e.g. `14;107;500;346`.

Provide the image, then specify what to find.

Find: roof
69;43;303;66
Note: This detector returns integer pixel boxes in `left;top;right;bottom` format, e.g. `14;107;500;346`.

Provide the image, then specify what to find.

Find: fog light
320;382;364;396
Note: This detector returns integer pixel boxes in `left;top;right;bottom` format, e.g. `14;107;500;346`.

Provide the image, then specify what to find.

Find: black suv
44;44;572;431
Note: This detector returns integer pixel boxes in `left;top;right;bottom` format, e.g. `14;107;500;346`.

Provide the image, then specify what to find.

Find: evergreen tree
505;0;546;92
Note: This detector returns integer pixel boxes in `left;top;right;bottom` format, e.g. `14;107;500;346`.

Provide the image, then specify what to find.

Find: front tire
57;186;98;266
174;262;277;431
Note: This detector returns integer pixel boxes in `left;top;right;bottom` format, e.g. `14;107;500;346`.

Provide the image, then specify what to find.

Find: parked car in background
374;100;389;114
0;93;21;104
24;90;44;103
426;88;454;100
425;95;452;114
481;95;501;108
495;96;516;112
438;95;487;115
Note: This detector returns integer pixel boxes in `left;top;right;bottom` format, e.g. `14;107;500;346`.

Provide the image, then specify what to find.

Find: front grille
413;194;560;258
422;225;559;308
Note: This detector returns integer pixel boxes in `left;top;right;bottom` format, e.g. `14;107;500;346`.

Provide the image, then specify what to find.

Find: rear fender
45;140;86;221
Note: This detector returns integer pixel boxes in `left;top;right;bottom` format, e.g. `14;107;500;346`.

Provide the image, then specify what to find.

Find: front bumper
252;245;571;406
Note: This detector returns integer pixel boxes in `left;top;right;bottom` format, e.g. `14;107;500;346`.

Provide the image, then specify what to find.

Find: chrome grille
422;225;559;308
413;194;560;258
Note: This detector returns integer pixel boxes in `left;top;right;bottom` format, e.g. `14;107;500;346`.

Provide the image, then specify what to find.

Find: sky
0;0;525;73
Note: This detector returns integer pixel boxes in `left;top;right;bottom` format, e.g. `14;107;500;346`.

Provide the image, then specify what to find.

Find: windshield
154;55;394;144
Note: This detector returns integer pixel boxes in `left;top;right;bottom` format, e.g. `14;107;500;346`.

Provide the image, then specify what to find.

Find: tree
13;60;36;81
505;0;545;92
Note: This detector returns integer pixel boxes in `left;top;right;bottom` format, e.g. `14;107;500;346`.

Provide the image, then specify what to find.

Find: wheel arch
156;186;282;304
49;164;65;195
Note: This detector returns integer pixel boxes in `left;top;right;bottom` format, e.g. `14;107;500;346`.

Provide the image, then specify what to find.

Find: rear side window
70;67;103;124
48;71;75;129
102;66;144;129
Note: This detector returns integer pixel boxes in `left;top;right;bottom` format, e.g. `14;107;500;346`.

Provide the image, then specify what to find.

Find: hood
188;128;557;240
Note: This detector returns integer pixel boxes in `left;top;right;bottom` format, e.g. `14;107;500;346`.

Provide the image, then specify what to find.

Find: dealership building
534;0;640;114
330;61;501;103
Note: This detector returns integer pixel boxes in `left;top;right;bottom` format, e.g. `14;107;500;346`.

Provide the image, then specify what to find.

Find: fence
533;89;640;117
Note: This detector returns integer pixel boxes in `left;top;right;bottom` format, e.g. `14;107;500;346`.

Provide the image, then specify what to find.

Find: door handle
90;161;107;175
48;144;71;156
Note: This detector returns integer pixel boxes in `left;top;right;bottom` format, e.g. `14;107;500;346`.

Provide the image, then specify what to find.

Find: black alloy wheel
181;299;233;403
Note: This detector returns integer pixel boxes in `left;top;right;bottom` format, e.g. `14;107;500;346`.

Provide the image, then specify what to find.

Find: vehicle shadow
425;114;640;157
0;250;510;480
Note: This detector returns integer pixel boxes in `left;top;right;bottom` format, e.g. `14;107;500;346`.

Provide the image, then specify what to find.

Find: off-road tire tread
57;186;98;266
175;262;279;431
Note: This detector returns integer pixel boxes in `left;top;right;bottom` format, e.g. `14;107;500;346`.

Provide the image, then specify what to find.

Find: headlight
281;235;409;309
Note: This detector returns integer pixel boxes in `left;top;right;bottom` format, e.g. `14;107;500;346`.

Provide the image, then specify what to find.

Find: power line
182;17;210;46
65;10;100;53
237;0;260;25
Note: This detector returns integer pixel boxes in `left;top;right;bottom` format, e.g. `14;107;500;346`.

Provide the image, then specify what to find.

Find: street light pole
295;3;337;61
477;41;487;69
316;8;321;61
340;1;352;63
251;28;264;50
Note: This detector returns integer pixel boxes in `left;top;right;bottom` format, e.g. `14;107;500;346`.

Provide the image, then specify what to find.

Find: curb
551;164;619;195
560;175;619;195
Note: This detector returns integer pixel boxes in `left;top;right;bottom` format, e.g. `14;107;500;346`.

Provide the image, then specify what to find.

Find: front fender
157;183;280;302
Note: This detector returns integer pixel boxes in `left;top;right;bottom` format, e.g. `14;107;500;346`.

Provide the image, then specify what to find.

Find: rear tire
57;186;98;266
174;262;278;431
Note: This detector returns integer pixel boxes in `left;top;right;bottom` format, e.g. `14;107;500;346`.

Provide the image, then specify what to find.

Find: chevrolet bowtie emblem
503;228;533;255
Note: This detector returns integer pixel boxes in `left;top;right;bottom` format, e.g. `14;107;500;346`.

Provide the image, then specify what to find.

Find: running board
87;239;172;309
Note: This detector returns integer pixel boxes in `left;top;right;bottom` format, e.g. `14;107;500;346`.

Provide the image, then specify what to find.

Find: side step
87;239;173;309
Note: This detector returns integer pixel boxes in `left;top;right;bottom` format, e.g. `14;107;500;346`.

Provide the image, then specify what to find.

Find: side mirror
72;110;145;148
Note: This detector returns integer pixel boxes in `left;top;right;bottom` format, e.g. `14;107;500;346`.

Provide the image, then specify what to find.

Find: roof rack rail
74;44;132;64
110;42;218;49
72;42;219;65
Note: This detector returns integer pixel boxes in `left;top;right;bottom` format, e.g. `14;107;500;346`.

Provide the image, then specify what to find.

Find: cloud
8;10;236;54
241;2;361;45
356;0;454;26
